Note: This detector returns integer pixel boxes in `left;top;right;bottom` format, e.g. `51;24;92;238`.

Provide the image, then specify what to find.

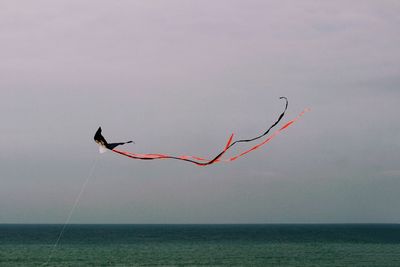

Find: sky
1;0;399;224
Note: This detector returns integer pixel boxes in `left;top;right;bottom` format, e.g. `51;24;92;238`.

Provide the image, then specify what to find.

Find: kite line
42;155;99;266
95;97;309;165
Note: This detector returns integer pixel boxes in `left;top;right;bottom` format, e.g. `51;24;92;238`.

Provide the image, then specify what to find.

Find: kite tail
110;97;308;166
228;107;310;161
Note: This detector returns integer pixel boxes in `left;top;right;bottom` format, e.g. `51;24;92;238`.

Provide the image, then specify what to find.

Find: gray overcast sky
1;0;399;224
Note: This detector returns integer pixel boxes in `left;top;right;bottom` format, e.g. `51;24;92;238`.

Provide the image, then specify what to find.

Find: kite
44;97;306;266
94;127;134;151
94;97;308;166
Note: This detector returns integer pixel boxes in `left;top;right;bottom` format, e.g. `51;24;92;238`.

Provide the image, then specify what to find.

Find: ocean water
1;224;399;266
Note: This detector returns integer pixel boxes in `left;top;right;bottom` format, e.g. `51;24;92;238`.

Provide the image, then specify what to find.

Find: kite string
42;155;99;266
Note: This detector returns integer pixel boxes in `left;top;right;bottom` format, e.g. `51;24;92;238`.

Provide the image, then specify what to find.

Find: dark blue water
1;224;399;266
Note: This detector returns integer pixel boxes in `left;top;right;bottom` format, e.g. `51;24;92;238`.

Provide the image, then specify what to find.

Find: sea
0;224;399;266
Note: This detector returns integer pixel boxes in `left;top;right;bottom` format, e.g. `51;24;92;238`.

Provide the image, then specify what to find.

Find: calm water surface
1;224;399;266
